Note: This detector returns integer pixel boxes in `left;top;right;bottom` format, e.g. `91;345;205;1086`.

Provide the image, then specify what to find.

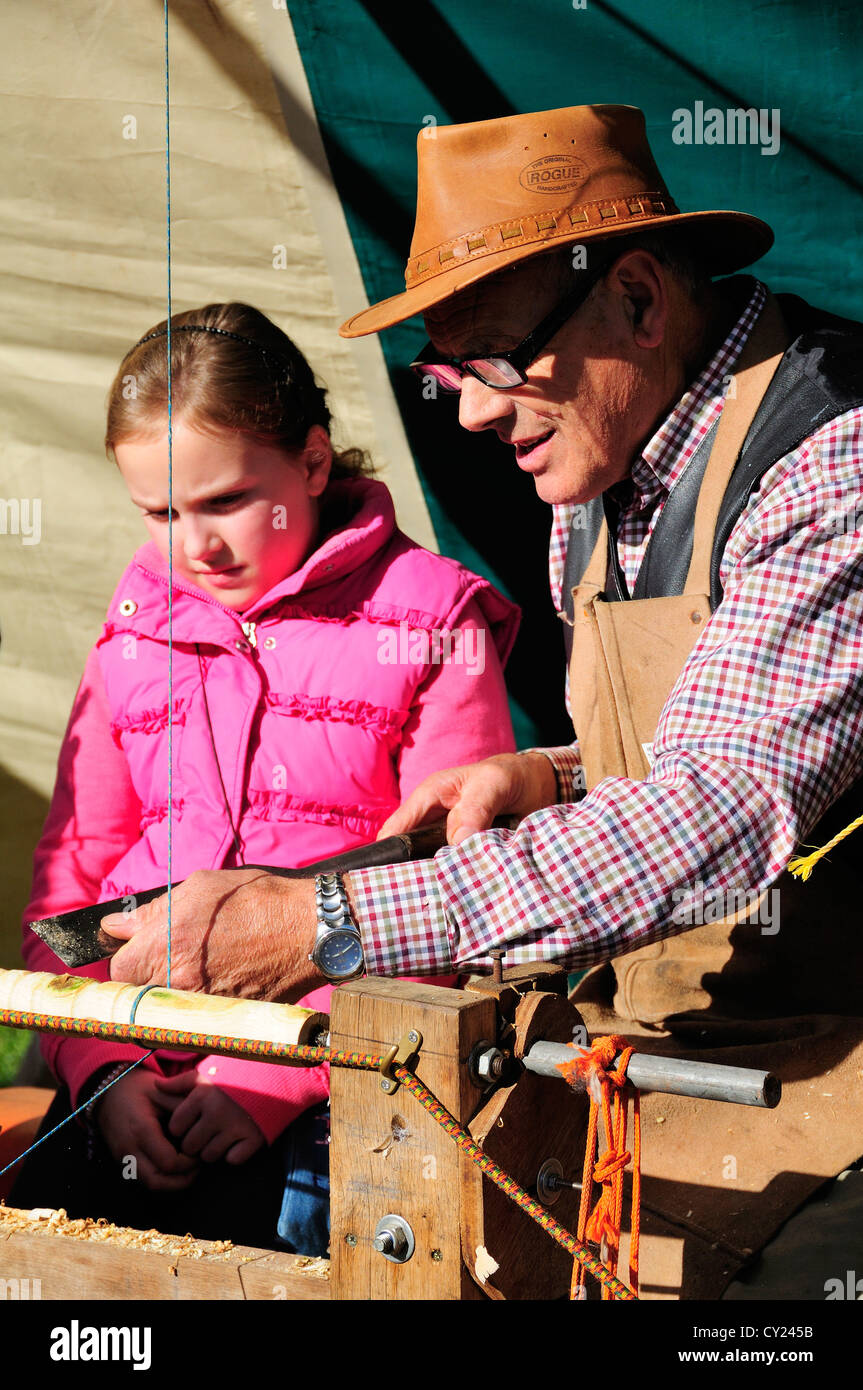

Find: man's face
422;252;661;506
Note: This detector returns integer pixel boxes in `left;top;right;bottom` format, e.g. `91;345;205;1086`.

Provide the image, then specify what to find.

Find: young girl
13;302;519;1251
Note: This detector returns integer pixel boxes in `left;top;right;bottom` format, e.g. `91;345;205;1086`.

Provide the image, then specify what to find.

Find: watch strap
314;872;359;941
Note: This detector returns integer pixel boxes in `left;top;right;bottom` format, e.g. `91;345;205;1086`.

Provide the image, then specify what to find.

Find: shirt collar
623;276;768;504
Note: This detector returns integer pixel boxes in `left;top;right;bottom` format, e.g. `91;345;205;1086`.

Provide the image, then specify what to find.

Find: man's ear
609;250;667;349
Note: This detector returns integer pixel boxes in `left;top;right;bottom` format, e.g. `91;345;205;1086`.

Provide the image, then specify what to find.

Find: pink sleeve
21;646;162;1103
195;984;334;1146
395;600;517;801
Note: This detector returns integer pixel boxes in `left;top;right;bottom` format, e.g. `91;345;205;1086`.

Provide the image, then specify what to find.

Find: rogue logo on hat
518;154;589;194
339;103;773;339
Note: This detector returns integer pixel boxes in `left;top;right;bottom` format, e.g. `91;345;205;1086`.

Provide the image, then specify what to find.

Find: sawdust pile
0;1205;236;1260
0;1204;330;1276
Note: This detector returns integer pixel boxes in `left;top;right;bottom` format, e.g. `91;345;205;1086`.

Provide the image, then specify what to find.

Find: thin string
0;1055;155;1183
0;5;176;1192
164;0;173;990
128;985;159;1025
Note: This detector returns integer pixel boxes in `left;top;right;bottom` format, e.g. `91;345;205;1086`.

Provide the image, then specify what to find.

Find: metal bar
522;1041;780;1108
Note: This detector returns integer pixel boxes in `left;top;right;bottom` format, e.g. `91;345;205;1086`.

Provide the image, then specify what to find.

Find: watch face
316;930;364;980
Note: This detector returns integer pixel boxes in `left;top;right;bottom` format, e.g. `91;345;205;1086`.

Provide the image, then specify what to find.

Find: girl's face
114;418;332;612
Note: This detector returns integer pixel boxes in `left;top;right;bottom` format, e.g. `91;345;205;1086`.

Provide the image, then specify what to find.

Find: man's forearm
346;760;795;980
346;859;452;977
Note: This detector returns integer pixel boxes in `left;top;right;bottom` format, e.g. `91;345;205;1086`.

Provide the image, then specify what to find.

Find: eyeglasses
410;259;610;393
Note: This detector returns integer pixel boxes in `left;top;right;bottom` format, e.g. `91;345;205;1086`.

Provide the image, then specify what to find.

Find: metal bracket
379;1028;423;1094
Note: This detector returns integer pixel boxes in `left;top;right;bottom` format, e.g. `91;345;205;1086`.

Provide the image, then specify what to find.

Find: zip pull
241;620;257;648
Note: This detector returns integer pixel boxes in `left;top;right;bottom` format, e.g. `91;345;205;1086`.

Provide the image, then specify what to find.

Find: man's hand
96;1070;200;1192
377;751;558;845
100;868;320;1000
154;1071;266;1165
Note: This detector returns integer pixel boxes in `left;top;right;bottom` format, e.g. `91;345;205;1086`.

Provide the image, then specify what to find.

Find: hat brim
339;210;773;338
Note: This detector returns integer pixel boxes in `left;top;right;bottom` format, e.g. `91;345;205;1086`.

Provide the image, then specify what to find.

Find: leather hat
339;104;773;338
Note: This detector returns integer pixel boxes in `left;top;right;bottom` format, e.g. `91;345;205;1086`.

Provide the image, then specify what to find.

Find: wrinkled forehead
423;256;563;356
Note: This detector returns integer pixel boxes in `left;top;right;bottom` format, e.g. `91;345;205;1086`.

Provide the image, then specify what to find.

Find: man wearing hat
108;105;863;1299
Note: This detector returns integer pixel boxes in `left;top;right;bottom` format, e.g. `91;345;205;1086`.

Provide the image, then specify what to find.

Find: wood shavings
294;1256;329;1279
474;1245;499;1283
0;1205;234;1259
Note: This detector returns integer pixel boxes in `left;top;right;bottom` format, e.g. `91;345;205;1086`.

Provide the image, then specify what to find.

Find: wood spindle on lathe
0;967;326;1061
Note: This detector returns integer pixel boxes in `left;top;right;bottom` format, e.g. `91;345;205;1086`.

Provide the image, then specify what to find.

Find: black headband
128;323;286;367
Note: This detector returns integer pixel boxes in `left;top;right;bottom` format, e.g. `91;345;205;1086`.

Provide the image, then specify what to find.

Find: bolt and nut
476;1047;506;1081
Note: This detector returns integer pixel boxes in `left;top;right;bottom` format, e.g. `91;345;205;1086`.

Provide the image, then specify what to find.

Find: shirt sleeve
21;645;160;1103
349;411;863;975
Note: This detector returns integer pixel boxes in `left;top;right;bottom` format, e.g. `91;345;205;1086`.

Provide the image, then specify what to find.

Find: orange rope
558;1034;641;1299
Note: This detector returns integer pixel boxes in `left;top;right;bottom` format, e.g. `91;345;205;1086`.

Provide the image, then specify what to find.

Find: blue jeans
275;1101;330;1257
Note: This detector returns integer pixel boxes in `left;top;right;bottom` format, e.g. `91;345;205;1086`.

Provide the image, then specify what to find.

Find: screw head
345;1233;358;1247
408;1031;419;1044
430;1248;443;1262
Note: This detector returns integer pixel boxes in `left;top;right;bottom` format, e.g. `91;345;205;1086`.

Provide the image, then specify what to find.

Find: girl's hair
105;302;373;481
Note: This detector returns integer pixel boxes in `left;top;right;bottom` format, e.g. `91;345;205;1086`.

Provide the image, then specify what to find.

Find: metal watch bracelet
315;872;356;931
311;872;365;982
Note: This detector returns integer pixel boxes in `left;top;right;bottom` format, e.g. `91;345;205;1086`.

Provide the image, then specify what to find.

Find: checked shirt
349;278;863;976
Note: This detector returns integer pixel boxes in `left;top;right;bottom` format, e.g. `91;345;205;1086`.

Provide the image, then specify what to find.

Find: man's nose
457;376;514;433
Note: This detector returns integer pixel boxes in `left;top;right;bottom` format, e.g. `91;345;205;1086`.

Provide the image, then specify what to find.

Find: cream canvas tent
0;0;433;969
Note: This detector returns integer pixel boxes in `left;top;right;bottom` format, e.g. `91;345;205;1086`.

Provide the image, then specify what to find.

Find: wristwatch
309;872;365;982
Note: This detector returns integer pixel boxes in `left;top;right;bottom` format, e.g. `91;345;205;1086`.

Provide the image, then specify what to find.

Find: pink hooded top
22;477;519;1142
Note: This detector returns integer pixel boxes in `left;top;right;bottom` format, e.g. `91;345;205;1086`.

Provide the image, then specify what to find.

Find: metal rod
522;1041;780;1108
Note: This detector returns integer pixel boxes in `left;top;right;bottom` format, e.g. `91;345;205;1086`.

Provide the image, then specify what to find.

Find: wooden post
329;977;496;1301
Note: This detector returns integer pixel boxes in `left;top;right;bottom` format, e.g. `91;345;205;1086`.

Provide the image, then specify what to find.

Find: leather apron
567;293;863;1298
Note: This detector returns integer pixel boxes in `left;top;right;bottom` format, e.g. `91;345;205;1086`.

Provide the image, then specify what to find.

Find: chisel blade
29;884;175;968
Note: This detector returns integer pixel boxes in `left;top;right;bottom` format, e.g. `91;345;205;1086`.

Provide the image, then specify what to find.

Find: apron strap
685;291;791;594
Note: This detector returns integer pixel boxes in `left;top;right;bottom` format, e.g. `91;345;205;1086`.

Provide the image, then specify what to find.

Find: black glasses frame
410;257;611;391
